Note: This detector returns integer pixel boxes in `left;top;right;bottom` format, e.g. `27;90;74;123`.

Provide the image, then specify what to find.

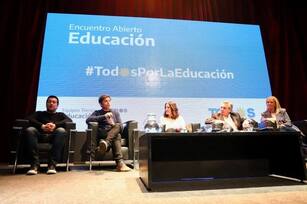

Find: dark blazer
261;108;291;127
206;112;244;130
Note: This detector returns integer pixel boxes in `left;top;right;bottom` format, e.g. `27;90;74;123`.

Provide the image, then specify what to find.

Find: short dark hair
46;95;59;105
98;95;111;104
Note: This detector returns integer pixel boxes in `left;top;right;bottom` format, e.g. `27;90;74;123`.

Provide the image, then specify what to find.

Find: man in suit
206;101;244;131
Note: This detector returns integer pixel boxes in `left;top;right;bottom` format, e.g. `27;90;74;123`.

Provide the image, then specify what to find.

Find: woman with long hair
160;101;186;132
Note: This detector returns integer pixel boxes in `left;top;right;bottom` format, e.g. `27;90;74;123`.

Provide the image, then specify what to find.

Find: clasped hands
41;122;56;133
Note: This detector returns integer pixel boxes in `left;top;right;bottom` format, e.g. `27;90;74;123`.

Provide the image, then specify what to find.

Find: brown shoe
98;139;108;155
116;161;131;172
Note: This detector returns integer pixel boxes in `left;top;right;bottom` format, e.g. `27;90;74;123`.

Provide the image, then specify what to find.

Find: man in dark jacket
205;101;244;131
25;95;72;175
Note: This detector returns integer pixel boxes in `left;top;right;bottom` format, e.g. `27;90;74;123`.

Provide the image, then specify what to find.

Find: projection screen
36;13;271;131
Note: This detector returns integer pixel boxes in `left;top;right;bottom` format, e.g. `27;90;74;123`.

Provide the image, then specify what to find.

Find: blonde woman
261;96;292;128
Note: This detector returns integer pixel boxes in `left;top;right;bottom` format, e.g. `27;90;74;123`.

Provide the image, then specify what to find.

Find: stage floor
1;163;307;204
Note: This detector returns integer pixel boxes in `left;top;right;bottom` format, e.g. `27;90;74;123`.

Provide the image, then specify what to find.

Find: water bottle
144;113;160;133
204;123;212;132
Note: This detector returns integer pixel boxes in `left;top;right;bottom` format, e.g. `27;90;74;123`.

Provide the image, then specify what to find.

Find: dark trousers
97;123;123;162
25;126;66;167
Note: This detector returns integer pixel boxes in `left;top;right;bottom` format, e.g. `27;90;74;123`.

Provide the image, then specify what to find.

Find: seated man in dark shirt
25;95;72;175
86;94;131;172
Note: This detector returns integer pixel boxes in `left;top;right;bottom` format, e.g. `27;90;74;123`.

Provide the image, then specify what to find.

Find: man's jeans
25;126;66;167
97;123;123;162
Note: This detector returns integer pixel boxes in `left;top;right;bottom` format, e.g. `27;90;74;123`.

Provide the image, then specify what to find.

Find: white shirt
223;115;238;131
160;115;186;131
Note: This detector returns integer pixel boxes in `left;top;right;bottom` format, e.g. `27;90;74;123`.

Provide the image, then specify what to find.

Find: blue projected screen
36;13;271;130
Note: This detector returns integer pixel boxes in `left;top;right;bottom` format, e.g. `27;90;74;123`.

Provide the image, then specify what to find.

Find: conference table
138;131;306;191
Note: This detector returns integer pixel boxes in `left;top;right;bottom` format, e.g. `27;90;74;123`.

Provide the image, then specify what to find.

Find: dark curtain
1;0;306;162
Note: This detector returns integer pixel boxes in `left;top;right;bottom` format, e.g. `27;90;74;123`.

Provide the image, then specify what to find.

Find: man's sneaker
116;161;131;172
98;139;108;155
47;165;57;175
26;166;38;175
